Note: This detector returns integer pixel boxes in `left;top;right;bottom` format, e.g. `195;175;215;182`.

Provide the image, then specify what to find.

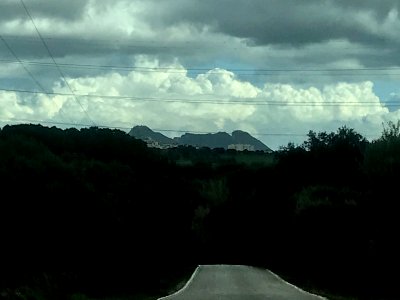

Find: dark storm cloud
333;0;400;18
1;1;399;150
0;0;89;22
1;0;400;75
2;0;400;48
154;0;400;46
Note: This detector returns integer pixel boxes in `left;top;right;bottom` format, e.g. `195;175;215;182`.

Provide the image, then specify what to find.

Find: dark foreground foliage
0;123;399;300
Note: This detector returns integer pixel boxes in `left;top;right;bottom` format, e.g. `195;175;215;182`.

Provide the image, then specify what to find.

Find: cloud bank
1;57;398;149
1;1;400;148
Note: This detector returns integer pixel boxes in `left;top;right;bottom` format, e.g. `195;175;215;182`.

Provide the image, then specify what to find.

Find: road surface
158;265;326;300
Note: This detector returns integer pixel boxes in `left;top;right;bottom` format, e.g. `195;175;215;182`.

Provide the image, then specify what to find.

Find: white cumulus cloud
1;57;398;149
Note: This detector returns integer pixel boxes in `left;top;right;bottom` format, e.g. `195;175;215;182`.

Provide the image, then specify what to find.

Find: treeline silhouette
0;123;399;299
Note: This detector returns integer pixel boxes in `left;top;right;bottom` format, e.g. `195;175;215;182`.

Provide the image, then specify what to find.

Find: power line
1;87;399;107
0;118;382;139
19;0;95;126
1;58;400;75
0;35;72;123
0;118;322;136
149;128;309;137
0;35;242;50
1;118;128;130
0;36;47;92
1;34;393;52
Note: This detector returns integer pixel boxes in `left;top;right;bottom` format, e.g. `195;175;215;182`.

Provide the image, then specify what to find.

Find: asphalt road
158;265;326;300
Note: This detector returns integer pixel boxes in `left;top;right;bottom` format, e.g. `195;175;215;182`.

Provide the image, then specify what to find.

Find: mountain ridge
129;125;177;145
129;125;272;152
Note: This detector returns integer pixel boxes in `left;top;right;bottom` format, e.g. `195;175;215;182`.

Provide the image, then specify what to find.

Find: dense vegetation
0;123;399;300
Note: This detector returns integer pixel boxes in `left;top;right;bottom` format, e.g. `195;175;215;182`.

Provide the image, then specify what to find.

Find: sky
1;0;400;149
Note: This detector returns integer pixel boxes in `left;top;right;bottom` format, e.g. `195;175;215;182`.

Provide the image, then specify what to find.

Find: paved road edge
266;268;328;300
157;265;200;300
157;265;328;300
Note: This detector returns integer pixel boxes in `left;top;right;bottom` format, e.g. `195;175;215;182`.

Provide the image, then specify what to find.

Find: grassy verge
157;267;197;299
268;270;360;300
0;267;196;300
70;294;156;300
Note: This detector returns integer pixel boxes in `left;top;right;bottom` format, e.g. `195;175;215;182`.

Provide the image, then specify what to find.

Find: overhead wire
0;5;396;134
0;36;47;92
1;34;394;53
1;58;400;76
0;118;382;139
0;34;233;50
0;87;399;107
0;35;72;123
19;0;96;126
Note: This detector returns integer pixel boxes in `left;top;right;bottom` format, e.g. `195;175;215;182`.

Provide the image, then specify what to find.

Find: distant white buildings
144;138;177;149
228;144;255;151
145;138;263;152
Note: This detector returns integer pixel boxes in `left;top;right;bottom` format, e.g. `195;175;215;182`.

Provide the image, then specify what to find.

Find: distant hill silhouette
129;125;272;152
176;132;233;149
129;125;176;145
231;130;271;151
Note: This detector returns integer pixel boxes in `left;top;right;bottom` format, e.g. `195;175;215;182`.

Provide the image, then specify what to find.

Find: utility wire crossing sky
1;0;400;149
